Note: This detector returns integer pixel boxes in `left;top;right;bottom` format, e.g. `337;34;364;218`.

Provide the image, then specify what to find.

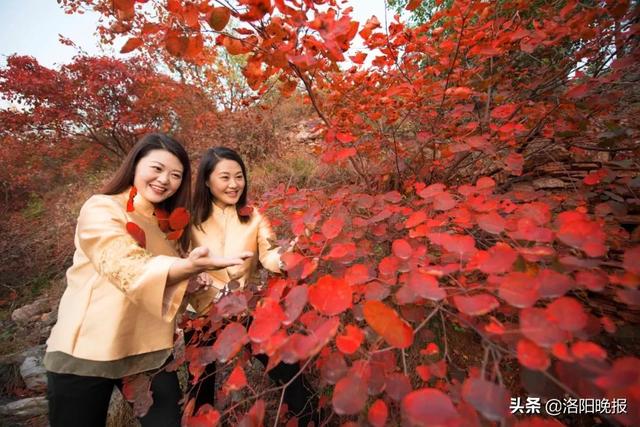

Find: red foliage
49;0;640;424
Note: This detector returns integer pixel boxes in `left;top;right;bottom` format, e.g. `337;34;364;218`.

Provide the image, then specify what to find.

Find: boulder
0;396;48;418
11;298;51;325
20;353;47;392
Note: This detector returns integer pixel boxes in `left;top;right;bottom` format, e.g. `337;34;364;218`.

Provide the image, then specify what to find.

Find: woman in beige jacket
44;134;250;427
188;147;318;426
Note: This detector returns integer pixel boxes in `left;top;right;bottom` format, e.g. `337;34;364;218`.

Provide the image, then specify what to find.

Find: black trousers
47;370;181;427
186;329;319;426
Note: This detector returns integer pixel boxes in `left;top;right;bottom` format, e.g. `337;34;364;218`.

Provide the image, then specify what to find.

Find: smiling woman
43;133;252;427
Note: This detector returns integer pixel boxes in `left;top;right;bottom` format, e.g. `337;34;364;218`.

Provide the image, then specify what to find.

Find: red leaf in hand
401;388;459;426
126;222;146;248
308;275;352;316
363;300;413;349
168;207;190;230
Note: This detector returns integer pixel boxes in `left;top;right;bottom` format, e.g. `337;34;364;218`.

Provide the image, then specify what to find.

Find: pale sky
0;0;388;69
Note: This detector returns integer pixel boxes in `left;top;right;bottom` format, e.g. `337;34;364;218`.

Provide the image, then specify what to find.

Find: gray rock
20;354;47;392
11;298;51;325
0;396;48;418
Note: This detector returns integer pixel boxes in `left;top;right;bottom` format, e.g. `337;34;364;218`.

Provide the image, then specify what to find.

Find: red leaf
368;399;388;427
491;103;517;120
126;186;137;212
433;191;457;211
363;300;413;349
392;239;412;260
212;322;248;362
418;183;445;199
406;0;422;11
520;307;567;347
336;132;355;143
326;242;356;259
505;152;524;176
224;363;247;392
420;342;439;356
428;233;477;260
344;264;372;285
537;269;574;298
401;388;459;426
476;211;505;234
571;341;607;360
321;216;344;240
623;246;640;275
249;298;284;343
120;37;143;54
583;169;608;185
126;222;146;248
154;207;171;232
405;210;428;228
556;211;606;257
208;7;231;31
122;374;153;417
308;275;352;316
471;243;517;274
499;272;539;308
408;270;445;301
168;207;190;230
320;351;347;384
238;399;265;427
386;372;413;401
336;325;364;355
576;271;609;292
238;205;254;216
453;293;499;316
283;284;307;326
462;377;510;421
332;371;368;415
185;404;221;427
350;52;367;64
546;297;587;332
166;229;183;240
517;339;550;371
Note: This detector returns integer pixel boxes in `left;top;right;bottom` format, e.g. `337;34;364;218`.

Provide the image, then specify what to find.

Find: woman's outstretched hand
188;246;253;270
167;247;253;286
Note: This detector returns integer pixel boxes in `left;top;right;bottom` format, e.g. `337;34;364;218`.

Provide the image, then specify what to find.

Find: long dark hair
102;133;192;252
193;147;250;228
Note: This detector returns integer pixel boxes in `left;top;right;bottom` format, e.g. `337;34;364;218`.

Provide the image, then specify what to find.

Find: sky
0;0;389;69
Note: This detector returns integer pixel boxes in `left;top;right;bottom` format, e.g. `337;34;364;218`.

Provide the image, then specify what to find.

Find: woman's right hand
167;247;253;286
188;246;253;271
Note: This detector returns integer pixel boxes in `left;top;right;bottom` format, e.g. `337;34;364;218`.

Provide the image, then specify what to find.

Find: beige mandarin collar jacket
45;189;188;362
190;203;281;313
